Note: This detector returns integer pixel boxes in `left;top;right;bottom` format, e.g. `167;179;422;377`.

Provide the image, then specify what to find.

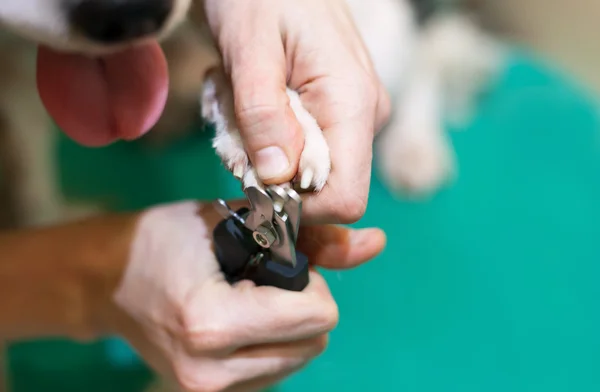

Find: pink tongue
36;42;168;147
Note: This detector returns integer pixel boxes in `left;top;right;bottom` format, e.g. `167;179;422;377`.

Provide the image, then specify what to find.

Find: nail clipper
212;185;310;291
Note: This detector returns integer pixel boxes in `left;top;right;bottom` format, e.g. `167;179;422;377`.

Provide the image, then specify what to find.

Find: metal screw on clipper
253;223;277;248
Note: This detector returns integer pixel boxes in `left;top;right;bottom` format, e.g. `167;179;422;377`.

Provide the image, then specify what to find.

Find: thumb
224;24;304;184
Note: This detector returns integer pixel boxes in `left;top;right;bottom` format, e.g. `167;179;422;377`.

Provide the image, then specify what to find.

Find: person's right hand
110;200;385;391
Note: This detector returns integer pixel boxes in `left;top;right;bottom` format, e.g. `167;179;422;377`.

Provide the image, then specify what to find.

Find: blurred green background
8;50;600;391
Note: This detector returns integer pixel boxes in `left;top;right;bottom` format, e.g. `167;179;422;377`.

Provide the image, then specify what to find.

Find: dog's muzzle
68;0;174;44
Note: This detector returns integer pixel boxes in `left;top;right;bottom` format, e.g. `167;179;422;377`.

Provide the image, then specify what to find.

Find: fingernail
255;146;290;180
350;229;374;246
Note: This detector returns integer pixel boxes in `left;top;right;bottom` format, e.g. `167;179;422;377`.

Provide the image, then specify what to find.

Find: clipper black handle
213;207;259;280
212;207;310;291
244;251;309;292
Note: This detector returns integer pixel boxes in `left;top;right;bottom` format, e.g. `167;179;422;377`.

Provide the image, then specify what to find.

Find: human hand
111;200;385;391
197;0;391;225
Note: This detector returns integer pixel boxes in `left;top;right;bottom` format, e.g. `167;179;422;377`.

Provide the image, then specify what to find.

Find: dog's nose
69;0;173;43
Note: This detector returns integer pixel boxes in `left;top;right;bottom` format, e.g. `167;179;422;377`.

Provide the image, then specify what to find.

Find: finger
224;335;327;381
297;226;386;269
232;334;329;359
184;271;337;352
297;72;379;225
173;337;324;392
220;5;304;185
224;336;327;391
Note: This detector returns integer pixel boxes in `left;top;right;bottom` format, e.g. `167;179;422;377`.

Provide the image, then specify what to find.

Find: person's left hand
197;0;391;225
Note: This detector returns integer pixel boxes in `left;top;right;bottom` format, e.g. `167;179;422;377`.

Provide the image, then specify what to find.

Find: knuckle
312;298;339;332
180;309;234;352
335;194;368;224
235;102;280;128
363;78;380;101
353;71;379;101
340;71;382;131
185;325;234;353
233;102;292;149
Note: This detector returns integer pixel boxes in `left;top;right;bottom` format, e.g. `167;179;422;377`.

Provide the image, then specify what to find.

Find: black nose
69;0;173;44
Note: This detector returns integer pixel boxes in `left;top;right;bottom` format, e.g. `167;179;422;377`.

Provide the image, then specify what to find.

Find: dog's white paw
286;89;331;192
378;119;454;197
200;68;250;180
200;68;331;192
213;129;249;180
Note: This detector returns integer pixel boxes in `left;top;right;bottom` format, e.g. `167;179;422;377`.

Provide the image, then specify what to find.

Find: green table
8;51;600;391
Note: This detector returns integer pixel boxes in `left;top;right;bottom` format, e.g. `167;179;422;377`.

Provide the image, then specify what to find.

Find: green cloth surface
8;51;600;391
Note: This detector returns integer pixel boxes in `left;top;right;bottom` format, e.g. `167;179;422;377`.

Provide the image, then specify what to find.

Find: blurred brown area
481;0;600;94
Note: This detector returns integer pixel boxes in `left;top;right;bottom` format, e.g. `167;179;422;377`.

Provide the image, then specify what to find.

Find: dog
0;0;504;390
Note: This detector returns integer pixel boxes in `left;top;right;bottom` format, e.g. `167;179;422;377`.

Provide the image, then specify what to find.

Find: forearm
0;212;139;342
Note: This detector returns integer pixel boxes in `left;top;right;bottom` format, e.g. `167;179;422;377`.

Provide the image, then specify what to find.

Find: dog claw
232;164;245;179
300;168;314;190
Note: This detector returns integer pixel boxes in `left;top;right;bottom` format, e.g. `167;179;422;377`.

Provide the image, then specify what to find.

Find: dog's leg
377;11;503;196
377;46;456;196
345;0;453;196
425;12;505;128
201;67;331;191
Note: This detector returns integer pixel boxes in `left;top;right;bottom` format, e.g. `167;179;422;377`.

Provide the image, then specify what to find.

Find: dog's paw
241;167;264;190
287;89;331;192
201;68;331;192
213;129;249;180
378;120;454;197
201;68;250;180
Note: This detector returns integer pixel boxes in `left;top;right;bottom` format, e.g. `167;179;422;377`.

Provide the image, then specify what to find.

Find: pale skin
0;200;385;391
195;0;390;224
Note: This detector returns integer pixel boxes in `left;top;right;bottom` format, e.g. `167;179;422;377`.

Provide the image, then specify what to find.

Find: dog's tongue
36;42;168;146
